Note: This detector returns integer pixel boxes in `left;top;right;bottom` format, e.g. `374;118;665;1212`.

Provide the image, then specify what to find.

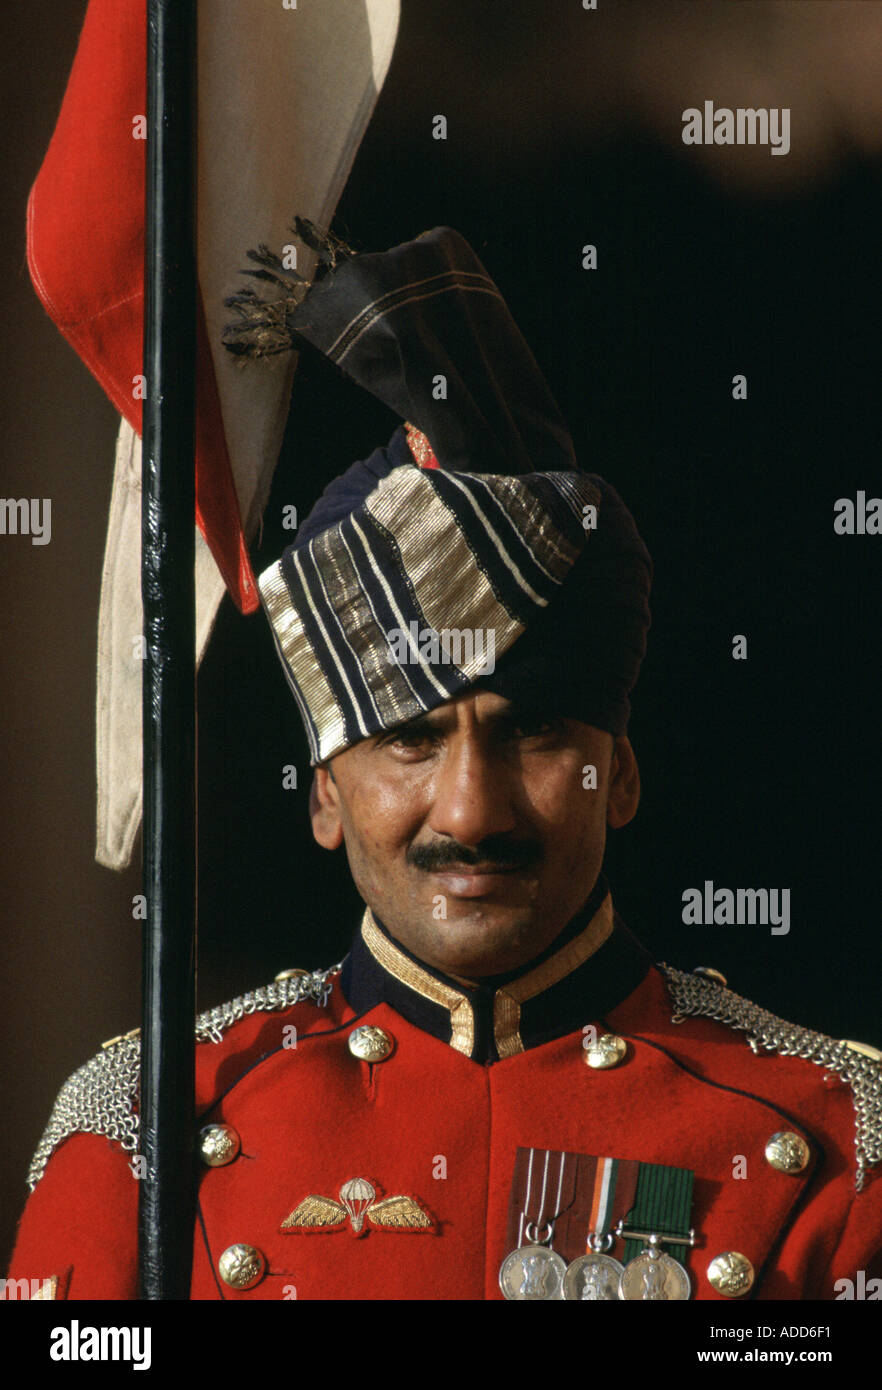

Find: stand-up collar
340;882;651;1063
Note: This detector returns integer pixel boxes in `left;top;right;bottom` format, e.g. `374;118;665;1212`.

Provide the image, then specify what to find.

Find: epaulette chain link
26;965;338;1191
660;964;882;1191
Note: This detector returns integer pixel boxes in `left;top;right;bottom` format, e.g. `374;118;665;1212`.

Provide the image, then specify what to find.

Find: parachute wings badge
281;1177;435;1236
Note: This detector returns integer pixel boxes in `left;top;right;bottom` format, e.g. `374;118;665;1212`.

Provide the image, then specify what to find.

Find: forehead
354;691;610;744
386;690;558;730
408;691;534;723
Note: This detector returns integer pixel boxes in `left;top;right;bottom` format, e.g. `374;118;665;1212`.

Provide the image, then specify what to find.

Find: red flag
30;0;400;868
27;0;257;610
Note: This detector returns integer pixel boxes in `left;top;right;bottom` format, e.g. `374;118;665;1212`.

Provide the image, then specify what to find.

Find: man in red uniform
10;225;882;1300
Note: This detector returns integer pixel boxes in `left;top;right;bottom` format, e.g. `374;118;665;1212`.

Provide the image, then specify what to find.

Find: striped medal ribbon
499;1148;573;1300
561;1155;639;1300
616;1163;696;1300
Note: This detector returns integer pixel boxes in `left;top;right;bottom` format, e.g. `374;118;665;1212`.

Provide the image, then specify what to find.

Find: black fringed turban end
248;225;651;763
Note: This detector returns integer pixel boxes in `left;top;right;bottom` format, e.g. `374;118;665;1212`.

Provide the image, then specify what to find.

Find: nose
425;735;517;849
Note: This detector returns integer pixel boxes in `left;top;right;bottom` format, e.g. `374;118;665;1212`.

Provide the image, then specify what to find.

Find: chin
417;915;550;979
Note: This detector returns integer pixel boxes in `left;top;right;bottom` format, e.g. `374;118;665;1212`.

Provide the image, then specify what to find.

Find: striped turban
225;225;652;764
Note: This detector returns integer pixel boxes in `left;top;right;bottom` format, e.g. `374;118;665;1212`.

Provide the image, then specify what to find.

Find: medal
563;1243;625;1300
499;1237;568;1301
618;1235;692;1301
616;1219;696;1301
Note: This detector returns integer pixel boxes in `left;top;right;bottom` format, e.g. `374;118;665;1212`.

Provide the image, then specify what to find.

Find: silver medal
619;1246;691;1301
563;1251;625;1301
499;1244;567;1300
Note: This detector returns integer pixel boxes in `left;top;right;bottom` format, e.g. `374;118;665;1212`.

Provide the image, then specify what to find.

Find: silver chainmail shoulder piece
27;964;338;1192
659;964;882;1191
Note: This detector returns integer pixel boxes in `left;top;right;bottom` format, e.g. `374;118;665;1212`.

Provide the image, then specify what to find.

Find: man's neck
342;876;651;1062
447;874;611;995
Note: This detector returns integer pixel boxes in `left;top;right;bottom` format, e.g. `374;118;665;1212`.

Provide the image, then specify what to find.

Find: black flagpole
139;0;198;1300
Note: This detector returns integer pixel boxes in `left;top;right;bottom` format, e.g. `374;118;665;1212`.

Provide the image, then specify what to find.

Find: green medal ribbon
621;1162;694;1265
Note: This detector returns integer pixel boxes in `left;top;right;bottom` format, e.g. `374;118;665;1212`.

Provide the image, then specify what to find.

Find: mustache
407;835;541;873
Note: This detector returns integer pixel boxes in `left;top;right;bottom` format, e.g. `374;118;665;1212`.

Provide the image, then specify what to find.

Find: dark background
3;0;881;1269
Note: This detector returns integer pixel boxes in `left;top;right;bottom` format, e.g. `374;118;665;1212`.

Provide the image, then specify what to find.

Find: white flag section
95;0;401;869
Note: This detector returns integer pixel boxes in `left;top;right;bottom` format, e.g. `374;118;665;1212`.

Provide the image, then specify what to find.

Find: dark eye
378;725;438;752
510;714;560;741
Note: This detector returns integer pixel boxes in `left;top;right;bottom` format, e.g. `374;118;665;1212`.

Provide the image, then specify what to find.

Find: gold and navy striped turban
225;225;652;765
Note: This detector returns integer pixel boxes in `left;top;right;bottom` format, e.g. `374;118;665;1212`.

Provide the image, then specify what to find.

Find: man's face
310;691;639;978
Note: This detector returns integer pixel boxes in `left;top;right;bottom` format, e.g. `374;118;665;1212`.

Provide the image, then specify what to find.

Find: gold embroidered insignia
280;1177;435;1236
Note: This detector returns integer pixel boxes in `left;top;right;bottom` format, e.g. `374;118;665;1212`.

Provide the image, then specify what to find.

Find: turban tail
230;227;651;761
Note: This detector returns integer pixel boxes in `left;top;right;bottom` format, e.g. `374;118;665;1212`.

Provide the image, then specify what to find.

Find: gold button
218;1244;266;1290
693;966;728;987
348;1025;394;1062
765;1130;810;1174
583;1033;628;1070
199;1124;241;1168
275;967;310;982
707;1252;755;1297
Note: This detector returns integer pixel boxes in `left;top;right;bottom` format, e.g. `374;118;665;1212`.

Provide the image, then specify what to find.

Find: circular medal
499;1245;567;1300
619;1248;691;1301
563;1252;625;1301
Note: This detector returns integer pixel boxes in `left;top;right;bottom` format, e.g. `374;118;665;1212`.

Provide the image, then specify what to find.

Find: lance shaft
139;0;197;1300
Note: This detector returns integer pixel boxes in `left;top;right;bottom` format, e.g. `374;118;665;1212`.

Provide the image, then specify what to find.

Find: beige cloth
96;0;400;869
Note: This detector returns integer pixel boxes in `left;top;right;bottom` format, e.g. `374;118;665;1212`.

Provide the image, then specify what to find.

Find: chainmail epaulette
26;965;338;1192
659;964;882;1192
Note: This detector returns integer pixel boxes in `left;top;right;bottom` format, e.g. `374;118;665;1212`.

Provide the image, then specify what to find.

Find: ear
607;736;640;829
309;765;344;850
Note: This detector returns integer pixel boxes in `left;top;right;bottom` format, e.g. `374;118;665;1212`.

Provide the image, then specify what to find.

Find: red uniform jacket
9;890;882;1300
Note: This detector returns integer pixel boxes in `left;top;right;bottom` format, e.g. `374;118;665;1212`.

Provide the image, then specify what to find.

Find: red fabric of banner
26;0;257;612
